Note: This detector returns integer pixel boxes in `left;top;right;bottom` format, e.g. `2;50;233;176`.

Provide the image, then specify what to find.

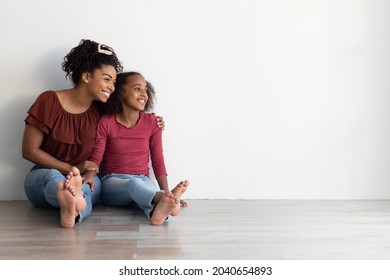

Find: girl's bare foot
171;180;189;216
57;182;77;228
150;193;177;226
151;191;164;205
64;167;86;212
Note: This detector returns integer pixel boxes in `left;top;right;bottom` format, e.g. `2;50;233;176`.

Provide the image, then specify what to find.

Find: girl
87;72;189;225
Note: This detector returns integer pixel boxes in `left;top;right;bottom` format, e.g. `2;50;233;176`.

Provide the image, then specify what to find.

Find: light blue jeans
101;174;163;218
24;166;102;225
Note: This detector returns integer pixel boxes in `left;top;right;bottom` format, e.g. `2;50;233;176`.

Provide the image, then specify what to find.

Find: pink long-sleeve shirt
89;112;167;177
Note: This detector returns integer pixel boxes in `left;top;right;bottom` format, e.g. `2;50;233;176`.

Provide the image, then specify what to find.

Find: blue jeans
101;174;163;218
24;166;102;225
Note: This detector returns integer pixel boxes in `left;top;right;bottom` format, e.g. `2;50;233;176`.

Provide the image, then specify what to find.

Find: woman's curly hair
62;39;123;85
102;72;156;115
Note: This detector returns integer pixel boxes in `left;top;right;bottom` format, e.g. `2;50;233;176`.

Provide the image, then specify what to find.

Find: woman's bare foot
150;193;177;226
171;180;189;216
64;167;86;212
57;182;77;228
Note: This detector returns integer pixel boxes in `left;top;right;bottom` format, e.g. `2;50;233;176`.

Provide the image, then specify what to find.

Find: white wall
0;0;389;200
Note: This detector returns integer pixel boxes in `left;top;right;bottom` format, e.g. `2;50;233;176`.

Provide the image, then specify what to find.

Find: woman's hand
76;160;99;174
82;170;97;192
156;115;165;130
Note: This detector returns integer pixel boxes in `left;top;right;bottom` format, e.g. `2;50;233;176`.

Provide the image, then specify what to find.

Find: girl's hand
180;199;188;207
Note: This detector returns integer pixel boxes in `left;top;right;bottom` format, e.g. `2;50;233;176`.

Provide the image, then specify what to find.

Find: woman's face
120;74;148;111
85;65;117;103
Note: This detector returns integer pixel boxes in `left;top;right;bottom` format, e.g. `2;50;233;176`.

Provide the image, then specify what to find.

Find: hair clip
97;44;113;55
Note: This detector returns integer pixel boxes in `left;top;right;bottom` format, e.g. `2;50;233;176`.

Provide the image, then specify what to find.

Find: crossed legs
101;175;189;226
150;180;189;225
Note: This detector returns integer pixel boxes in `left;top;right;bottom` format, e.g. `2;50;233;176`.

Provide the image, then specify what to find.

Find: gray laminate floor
1;200;390;260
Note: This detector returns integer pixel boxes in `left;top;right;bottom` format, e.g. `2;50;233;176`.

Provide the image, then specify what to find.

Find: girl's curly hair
102;72;156;115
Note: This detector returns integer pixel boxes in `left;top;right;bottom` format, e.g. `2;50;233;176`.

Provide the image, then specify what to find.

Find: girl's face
85;65;117;103
120;74;148;111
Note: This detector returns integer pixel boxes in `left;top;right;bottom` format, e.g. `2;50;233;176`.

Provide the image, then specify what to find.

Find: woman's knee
24;168;64;207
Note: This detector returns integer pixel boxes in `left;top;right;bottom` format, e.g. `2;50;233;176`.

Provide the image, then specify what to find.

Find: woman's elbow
21;146;36;162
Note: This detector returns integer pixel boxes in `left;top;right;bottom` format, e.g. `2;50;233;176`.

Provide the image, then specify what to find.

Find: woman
22;40;164;228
